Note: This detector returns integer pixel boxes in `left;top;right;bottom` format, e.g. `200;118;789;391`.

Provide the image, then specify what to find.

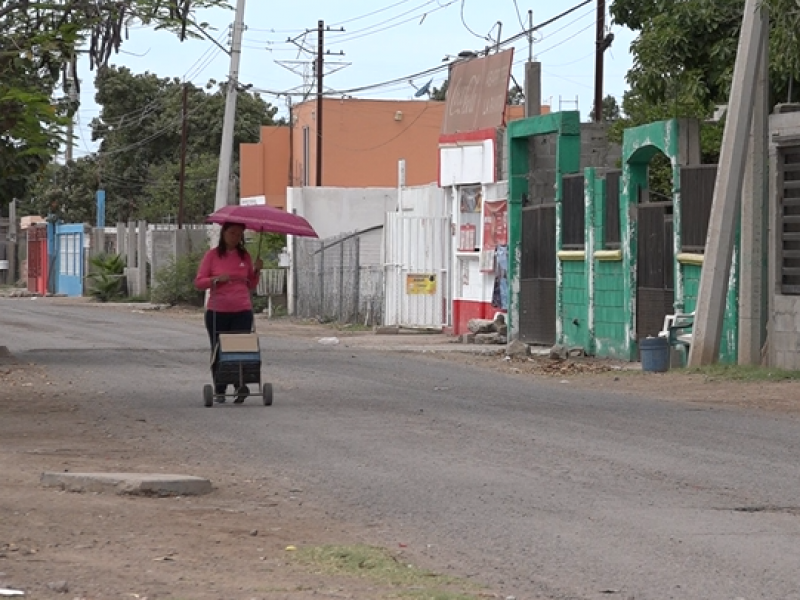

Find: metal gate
384;213;449;329
55;223;84;297
636;191;674;339
519;201;557;345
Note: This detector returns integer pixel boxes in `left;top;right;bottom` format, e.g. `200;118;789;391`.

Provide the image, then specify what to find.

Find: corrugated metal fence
294;227;384;326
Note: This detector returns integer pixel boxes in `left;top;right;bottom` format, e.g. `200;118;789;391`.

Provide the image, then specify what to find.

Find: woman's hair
216;222;248;259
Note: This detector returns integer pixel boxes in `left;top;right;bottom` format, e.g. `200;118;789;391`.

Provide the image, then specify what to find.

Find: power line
324;0;595;97
511;0;527;30
330;0;416;27
460;0;489;41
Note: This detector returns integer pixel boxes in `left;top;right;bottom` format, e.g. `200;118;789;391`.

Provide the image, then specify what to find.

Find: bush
151;251;205;306
87;253;126;302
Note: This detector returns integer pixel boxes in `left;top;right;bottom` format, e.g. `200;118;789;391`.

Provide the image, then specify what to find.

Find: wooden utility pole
177;84;189;228
593;0;606;122
316;20;324;187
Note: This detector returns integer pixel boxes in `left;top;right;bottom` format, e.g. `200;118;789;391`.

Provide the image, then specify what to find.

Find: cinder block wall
768;110;800;370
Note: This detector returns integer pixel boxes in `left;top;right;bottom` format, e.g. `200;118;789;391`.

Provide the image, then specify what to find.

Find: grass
292;544;486;600
684;364;800;382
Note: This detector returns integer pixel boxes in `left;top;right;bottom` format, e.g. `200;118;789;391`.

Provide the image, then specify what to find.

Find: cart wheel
262;383;273;406
203;384;214;408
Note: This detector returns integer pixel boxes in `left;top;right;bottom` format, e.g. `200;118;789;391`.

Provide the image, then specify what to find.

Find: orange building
240;98;538;209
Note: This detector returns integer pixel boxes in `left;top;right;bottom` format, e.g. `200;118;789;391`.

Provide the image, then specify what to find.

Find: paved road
3;298;800;600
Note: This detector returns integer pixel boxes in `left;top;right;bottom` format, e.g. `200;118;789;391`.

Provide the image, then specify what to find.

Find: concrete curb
41;472;213;496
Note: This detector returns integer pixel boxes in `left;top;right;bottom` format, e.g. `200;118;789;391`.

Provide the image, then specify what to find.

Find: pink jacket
194;248;260;313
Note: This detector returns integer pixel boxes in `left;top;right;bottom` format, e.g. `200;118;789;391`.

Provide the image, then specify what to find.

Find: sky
71;0;637;159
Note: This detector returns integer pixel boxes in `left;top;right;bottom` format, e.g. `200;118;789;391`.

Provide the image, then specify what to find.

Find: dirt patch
0;362;499;600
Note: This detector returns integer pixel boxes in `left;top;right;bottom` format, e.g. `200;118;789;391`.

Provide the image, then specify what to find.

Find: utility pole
312;20;346;187
177;83;189;228
214;0;246;210
593;0;606;122
316;20;324;187
65;76;78;162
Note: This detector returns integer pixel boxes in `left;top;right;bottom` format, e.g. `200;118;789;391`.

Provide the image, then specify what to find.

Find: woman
194;222;263;401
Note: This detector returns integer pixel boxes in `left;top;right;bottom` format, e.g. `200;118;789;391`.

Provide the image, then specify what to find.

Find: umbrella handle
256;234;263;261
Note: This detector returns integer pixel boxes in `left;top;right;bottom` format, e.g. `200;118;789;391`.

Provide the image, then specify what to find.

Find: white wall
287;187;397;239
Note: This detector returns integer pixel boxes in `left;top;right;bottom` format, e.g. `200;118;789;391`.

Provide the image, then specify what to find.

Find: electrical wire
511;0;526;30
328;0;458;47
184;29;228;82
330;0;416;27
324;0;594;97
460;0;489;41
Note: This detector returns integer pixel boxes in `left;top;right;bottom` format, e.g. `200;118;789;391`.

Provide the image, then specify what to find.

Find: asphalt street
2;297;800;600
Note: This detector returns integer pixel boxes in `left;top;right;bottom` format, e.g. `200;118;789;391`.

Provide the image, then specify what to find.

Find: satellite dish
414;78;433;98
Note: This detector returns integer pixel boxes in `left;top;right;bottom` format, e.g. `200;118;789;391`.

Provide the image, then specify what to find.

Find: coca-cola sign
442;49;514;135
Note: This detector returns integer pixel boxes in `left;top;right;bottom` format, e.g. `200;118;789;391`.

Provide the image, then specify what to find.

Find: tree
431;80;448;102
507;84;524;106
611;0;800;115
28;158;100;223
29;66;279;224
589;95;622;122
0;0;229;211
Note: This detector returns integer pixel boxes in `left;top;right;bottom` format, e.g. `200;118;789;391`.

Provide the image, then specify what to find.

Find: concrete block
506;339;529;357
41;472;213;496
475;332;501;345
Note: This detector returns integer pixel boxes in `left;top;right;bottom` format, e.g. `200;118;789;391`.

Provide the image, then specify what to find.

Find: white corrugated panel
384;213;450;328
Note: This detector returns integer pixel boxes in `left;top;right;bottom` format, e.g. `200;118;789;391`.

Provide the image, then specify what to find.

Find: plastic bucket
640;336;670;373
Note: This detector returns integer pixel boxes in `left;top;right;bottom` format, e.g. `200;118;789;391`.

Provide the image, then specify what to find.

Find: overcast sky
71;0;635;158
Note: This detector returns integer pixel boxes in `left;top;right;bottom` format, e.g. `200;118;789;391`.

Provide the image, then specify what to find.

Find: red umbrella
206;204;318;238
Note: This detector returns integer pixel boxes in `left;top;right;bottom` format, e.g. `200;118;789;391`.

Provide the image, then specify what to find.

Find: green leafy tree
507;84;524;106
611;0;800;118
28;157;101;223
589;95;622;122
30;67;279;224
88;67;277;223
431;80;448;102
0;0;230;212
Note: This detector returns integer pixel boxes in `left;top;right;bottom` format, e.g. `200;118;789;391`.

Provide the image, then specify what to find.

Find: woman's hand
254;258;264;271
214;274;231;285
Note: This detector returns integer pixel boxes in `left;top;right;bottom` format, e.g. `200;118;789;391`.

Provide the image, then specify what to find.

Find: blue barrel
640;336;670;372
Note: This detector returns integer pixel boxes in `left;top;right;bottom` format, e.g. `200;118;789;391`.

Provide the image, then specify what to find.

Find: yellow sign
406;273;437;295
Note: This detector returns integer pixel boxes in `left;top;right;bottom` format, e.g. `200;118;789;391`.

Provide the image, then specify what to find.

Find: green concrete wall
508;115;740;364
681;263;738;364
561;260;589;350
507;111;581;341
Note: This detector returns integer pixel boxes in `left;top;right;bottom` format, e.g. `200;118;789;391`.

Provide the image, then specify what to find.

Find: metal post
316;20;324;187
8;199;17;284
178;84;189;228
338;237;344;322
354;235;361;325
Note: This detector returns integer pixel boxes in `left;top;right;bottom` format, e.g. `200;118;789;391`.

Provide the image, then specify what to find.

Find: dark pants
205;310;254;394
